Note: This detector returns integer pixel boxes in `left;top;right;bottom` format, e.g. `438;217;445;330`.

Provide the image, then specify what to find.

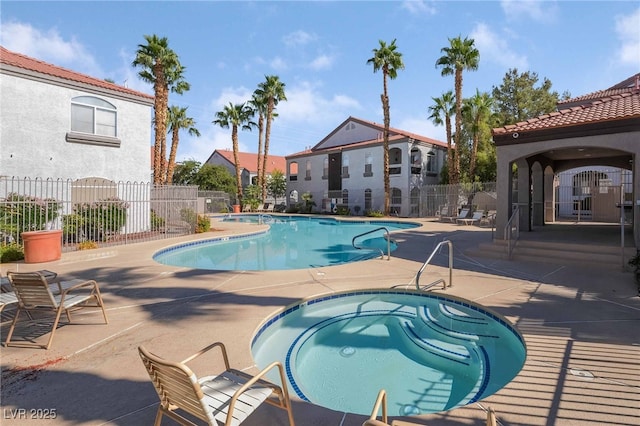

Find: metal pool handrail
352;227;391;260
415;240;453;291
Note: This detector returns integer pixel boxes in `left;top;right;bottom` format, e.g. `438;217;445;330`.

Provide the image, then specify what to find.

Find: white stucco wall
0;73;151;183
286;140;446;215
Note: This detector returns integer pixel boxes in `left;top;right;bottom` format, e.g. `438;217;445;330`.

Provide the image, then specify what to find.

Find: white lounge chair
457;210;484;225
449;207;470;223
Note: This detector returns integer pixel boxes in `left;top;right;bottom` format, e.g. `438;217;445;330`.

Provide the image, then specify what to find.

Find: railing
0;177;198;252
504;205;520;259
352;227;391;260
414;240;453;291
258;214;274;224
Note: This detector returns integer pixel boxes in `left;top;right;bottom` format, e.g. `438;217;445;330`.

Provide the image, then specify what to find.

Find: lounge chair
138;342;295;426
457;210;484;226
4;271;108;349
362;389;497;426
264;203;274;213
448;207;470;223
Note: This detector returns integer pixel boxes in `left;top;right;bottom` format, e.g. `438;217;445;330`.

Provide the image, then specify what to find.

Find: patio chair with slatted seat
4;271;108;349
363;389;497;426
138;342;295;426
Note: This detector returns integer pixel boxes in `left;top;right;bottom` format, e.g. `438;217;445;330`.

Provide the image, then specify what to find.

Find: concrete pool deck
1;218;639;425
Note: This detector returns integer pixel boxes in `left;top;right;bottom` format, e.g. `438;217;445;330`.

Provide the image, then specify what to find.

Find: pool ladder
414;240;453;291
352;227;391;260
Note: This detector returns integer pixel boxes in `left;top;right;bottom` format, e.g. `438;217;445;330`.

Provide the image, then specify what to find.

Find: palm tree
212;102;256;205
255;75;287;200
428;91;456;183
462;89;493;180
132;35;186;184
435;36;479;184
166;106;200;185
249;92;268;198
367;39;404;215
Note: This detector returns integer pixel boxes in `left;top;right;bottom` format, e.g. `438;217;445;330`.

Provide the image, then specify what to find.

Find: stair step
467;240;634;270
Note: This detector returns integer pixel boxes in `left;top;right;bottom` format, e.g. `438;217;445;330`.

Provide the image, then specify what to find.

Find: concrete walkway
1;218;638;426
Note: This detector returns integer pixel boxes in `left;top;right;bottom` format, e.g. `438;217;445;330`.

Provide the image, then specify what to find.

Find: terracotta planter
21;230;63;263
232;204;241;213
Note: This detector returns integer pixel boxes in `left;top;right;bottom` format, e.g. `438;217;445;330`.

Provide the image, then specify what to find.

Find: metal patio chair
138;342;295;426
4;271;108;349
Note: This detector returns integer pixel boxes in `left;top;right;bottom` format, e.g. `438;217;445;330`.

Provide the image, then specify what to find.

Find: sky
1;1;639;165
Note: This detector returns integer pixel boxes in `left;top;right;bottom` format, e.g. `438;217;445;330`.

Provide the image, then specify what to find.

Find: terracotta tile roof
352;116;448;148
493;74;640;138
558;73;640;107
0;46;153;101
213;150;286;174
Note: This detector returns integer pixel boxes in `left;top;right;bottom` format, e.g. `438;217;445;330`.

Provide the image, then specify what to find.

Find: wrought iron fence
0;177;198;252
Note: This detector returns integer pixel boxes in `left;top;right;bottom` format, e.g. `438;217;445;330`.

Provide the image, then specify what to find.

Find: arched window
390;187;402;215
71;96;117;137
305;160;312;180
426;150;436;173
342;189;349;205
364;153;373;177
410;148;421;175
389;148;402;175
364;189;372;211
289;162;298;181
342;154;350;177
289;189;299;202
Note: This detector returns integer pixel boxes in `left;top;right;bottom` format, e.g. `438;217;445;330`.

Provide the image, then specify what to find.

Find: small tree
266;170;286;205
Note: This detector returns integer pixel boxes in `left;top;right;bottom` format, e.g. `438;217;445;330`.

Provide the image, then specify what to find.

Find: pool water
153;215;418;271
251;290;526;416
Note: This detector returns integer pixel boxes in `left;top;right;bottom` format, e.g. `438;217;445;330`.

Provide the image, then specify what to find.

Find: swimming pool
251;289;526;416
153;215;419;271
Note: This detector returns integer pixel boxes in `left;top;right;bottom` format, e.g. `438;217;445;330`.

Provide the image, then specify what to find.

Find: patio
1;218;638;426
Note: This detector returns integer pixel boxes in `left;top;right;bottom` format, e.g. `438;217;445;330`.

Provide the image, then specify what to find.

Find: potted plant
2;193;63;263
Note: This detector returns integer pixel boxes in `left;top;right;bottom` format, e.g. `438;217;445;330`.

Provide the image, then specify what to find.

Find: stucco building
493;73;640;245
0;46;154;182
285;116;448;216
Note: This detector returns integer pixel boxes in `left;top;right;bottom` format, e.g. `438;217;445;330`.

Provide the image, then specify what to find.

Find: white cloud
213;86;254;109
615;8;640;66
276;81;361;125
471;23;528;70
309;54;334;71
500;0;558;23
270;56;288;71
283;30;317;47
401;0;437;16
0;20;102;76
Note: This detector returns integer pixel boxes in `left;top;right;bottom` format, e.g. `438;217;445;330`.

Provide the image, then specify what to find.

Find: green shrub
195;215;211;233
73;197;128;242
365;209;384;218
62;214;84;243
180;208;197;225
336;206;350;215
150;209;165;231
0;193;61;243
0;243;24;263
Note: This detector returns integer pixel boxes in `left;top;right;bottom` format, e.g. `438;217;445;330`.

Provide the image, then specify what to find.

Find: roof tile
0;46;153;100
